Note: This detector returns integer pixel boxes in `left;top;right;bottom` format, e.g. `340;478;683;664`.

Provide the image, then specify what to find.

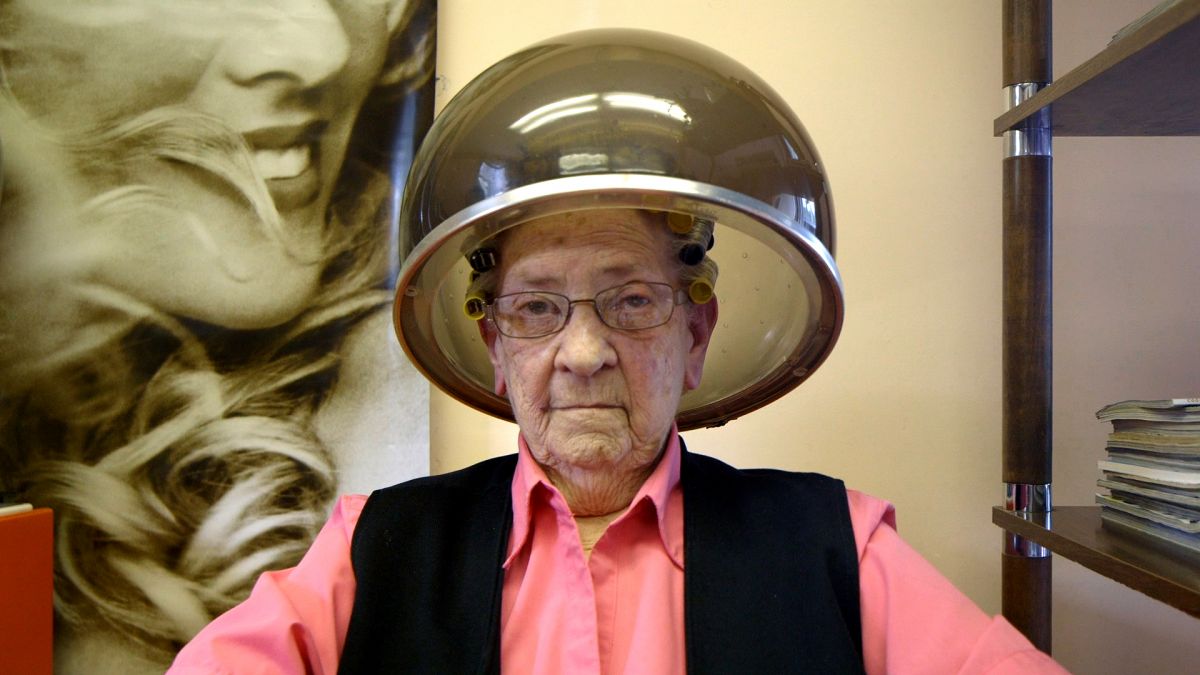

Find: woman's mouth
551;403;623;411
242;124;325;213
253;145;311;181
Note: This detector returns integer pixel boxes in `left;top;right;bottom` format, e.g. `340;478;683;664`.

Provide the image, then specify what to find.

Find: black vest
339;450;864;674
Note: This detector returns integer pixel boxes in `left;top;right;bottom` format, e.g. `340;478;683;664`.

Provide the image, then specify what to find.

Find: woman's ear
385;0;406;32
683;296;718;391
479;318;507;396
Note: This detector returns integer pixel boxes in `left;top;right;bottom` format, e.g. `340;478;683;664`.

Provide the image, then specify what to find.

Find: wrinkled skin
482;209;717;517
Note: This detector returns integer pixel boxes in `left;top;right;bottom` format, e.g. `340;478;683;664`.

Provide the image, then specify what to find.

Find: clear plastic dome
393;28;843;429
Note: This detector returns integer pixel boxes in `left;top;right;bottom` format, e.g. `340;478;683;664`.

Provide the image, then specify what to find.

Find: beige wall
429;1;1200;671
1049;1;1200;672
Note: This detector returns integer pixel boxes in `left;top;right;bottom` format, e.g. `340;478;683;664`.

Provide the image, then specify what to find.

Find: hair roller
666;212;694;234
678;242;706;266
688;278;715;304
467;247;498;273
463;293;487;320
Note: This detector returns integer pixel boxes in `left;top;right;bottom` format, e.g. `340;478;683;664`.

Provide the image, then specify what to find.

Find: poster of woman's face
0;1;436;671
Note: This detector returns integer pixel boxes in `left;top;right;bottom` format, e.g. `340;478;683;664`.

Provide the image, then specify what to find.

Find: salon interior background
430;2;1200;674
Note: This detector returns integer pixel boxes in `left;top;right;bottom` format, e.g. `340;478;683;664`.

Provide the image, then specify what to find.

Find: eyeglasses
488;281;687;339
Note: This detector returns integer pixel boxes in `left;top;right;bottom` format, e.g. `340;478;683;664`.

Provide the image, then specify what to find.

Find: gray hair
464;210;719;313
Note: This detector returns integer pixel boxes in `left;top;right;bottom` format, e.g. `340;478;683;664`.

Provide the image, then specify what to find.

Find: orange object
0;508;54;675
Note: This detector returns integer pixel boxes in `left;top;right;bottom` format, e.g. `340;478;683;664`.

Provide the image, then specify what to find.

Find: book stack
1095;398;1200;555
1108;0;1185;45
0;504;53;675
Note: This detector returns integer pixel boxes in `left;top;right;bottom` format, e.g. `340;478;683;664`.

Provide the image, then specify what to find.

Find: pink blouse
169;434;1067;674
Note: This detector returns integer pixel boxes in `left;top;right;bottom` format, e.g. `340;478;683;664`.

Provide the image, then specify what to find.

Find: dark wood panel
1002;552;1052;652
1002;155;1053;485
1002;0;1051;87
993;506;1200;618
995;0;1200;136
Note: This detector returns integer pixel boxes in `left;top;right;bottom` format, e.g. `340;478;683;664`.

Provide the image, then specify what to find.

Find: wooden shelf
993;506;1200;618
997;0;1200;647
994;0;1200;136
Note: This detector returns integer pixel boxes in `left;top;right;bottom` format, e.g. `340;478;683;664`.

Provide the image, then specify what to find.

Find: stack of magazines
1095;398;1200;554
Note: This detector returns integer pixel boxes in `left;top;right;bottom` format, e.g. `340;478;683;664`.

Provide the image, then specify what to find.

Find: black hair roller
678;242;706;266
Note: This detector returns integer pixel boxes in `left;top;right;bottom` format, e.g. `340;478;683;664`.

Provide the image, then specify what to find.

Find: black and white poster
0;1;436;671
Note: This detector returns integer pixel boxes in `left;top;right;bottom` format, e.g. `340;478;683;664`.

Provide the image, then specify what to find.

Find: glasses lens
597;282;674;330
494;292;567;337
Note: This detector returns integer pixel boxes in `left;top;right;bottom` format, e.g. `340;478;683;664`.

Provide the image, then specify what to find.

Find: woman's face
482;210;716;494
1;0;398;328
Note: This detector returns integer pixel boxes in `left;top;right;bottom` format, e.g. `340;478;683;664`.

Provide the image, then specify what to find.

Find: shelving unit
992;507;1200;617
995;0;1200;136
995;0;1200;650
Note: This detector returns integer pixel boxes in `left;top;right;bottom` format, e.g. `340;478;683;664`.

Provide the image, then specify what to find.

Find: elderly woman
169;30;1068;674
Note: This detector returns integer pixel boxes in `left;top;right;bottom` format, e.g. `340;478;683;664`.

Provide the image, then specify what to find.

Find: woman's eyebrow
597;263;640;278
503;262;647;291
502;274;561;292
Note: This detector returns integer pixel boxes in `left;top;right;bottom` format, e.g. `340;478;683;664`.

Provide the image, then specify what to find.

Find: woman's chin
56;623;171;675
544;428;635;472
180;277;321;329
89;243;324;331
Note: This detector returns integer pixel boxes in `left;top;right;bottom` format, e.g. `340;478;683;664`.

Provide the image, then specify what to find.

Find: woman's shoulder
330;494;370;538
844;489;898;560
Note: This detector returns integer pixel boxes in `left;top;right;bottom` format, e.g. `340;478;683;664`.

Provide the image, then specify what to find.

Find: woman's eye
618;293;651;309
518;298;556;315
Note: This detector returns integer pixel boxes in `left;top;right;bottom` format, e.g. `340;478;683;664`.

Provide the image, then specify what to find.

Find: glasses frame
487;281;689;339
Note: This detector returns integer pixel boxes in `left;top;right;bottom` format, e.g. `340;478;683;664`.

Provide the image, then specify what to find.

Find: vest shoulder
371;454;517;496
352;455;515;553
684;451;846;493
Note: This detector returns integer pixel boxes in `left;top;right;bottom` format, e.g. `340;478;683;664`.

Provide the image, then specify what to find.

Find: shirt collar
506;425;684;568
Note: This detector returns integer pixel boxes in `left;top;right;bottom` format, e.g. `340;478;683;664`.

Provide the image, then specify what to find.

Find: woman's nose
219;1;351;91
553;305;618;378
